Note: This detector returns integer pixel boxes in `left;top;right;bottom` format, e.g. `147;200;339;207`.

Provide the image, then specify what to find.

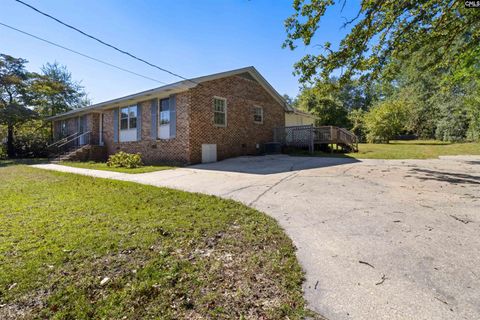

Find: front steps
51;145;107;162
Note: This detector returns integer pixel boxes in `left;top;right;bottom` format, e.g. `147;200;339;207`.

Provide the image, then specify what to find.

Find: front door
79;115;87;145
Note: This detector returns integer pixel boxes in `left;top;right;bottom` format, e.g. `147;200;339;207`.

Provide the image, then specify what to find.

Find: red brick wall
89;113;100;145
52;74;285;165
102;93;191;165
187;75;285;163
53;117;78;139
53;114;99;144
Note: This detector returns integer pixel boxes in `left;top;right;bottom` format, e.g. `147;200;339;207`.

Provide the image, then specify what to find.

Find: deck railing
273;125;358;152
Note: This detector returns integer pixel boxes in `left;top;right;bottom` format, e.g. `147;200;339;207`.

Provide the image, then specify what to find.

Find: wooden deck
273;125;358;153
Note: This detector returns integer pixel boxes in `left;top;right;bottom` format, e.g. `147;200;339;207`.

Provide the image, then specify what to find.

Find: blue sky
1;0;359;104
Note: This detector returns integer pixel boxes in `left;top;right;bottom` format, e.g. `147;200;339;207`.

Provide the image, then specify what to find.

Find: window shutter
137;104;142;141
169;94;176;138
113;108;119;143
151;99;158;139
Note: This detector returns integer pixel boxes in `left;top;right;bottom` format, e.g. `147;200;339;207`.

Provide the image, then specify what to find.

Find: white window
119;105;137;142
158;98;170;139
213;97;227;127
253;106;263;124
120;105;137;130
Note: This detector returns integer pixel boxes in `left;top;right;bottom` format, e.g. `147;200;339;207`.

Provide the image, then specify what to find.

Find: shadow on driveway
410;168;480;185
189;154;360;175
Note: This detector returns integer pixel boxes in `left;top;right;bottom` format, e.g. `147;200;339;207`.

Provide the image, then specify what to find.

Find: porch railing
49;131;91;158
47;131;79;148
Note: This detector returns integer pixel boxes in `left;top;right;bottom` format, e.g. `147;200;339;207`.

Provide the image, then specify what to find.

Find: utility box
201;144;217;163
264;142;282;154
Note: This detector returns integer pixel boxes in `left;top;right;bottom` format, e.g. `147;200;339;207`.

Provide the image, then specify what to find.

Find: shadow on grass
0;158;50;167
388;141;451;146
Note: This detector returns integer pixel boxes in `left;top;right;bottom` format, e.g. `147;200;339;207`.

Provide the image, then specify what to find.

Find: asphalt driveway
34;155;480;319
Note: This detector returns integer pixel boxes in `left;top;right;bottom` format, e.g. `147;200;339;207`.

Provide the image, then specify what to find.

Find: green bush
348;109;367;142
0;125;7;159
0;144;7;160
364;99;410;143
13;121;51;158
107;151;143;169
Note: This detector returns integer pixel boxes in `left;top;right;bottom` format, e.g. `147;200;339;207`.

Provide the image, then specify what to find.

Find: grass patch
0;165;312;319
291;140;480;159
60;161;173;174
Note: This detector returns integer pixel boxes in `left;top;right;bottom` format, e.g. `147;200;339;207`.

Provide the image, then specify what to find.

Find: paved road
33;155;480;320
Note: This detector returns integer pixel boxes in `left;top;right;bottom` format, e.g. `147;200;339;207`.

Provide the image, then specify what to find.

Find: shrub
364;99;410;143
348;109;367;142
0;145;6;160
13;121;51;158
434;99;469;142
107;151;143;168
0;125;6;160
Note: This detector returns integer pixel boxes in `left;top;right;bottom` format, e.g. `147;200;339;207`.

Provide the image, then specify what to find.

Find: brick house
49;67;293;164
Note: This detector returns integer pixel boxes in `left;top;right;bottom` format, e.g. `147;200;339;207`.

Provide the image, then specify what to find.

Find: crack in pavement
248;171;300;207
220;184;269;197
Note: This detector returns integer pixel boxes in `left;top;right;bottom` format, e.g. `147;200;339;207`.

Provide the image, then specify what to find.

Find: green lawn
0;165;311;319
60;161;173;173
293;140;480;159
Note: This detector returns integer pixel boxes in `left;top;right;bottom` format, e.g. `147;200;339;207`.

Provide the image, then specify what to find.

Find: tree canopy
0;54;88;157
284;0;480;84
0;54;36;156
285;1;480;143
31;62;88;117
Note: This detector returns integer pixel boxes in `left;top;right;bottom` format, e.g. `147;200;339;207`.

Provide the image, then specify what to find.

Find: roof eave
47;82;195;121
47;66;291;121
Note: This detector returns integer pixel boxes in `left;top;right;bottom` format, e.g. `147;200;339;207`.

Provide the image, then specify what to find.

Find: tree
282;94;296;108
381;43;480;141
450;46;480;141
30;62;88;117
296;86;349;127
0;54;36;157
284;1;480;85
364;99;410;143
0;55;89;158
347;108;366;142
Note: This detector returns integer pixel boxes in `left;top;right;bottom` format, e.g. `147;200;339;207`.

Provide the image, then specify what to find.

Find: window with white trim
158;98;171;139
120;105;137;130
119;105;138;142
213;97;227;127
253;106;263;124
159;98;170;125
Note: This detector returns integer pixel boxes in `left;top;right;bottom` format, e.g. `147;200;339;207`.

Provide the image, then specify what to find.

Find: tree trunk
6;124;15;158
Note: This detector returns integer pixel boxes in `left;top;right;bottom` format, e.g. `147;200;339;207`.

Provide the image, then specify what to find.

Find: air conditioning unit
264;142;281;154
